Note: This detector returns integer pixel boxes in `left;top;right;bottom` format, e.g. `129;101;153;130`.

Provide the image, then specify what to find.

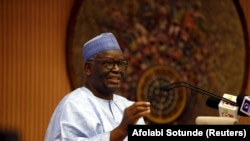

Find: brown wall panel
0;0;73;140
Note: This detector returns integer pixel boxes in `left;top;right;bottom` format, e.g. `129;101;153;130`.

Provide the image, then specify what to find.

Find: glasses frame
88;58;128;71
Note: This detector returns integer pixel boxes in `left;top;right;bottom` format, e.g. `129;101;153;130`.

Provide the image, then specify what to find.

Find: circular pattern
136;65;187;124
66;0;247;124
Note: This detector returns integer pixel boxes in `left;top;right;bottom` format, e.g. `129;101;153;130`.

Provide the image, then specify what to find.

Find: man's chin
107;85;120;93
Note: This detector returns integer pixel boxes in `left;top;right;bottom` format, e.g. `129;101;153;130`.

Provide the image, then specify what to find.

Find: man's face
89;50;127;95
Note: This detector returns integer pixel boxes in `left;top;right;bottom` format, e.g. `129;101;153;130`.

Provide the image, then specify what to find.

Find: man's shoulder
59;87;92;104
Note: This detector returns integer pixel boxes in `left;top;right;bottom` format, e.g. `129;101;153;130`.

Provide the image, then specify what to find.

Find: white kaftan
45;87;145;141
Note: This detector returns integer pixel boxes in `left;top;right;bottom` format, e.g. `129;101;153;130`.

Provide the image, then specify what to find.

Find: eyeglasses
88;59;128;71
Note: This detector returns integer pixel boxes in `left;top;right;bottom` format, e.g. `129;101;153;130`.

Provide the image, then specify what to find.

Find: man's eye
120;61;127;65
104;60;114;65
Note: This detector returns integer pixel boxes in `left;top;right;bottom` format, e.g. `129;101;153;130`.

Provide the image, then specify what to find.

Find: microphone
195;116;238;125
160;82;249;117
239;96;250;116
218;93;239;119
206;93;249;117
160;82;237;105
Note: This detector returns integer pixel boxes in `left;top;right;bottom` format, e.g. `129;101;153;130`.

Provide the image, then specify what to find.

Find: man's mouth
107;76;121;84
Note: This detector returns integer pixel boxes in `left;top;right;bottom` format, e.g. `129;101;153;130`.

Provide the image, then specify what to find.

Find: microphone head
236;93;245;107
238;94;250;116
206;97;219;109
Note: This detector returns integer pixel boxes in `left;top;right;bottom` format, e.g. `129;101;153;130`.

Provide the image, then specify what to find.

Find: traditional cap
82;32;121;61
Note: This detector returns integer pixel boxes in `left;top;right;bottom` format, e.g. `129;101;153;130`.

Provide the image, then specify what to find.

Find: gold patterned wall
0;0;249;141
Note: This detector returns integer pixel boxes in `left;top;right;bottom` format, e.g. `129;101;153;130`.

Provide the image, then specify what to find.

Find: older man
45;32;151;141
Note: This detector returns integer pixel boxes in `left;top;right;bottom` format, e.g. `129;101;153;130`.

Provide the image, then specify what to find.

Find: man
45;32;151;141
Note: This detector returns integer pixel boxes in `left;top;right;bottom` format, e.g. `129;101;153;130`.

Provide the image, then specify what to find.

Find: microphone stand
160;82;237;106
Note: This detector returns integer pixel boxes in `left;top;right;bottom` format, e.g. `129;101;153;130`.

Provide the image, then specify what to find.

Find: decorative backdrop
66;0;248;124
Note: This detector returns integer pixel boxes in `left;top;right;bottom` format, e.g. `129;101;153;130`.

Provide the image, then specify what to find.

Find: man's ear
84;62;92;75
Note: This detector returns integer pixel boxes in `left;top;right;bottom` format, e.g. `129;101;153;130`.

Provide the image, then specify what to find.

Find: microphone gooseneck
160;82;237;106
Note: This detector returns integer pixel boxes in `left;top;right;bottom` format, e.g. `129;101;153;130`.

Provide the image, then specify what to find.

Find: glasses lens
119;60;128;70
102;60;127;70
104;60;115;69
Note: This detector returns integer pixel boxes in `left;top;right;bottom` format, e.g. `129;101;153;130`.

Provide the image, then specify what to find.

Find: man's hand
110;101;150;141
122;101;151;125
